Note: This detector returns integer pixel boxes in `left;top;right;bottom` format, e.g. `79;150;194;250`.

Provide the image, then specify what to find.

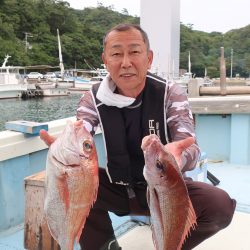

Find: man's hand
39;129;56;147
164;137;195;167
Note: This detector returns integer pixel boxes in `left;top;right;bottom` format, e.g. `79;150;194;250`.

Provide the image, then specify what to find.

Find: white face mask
96;74;135;108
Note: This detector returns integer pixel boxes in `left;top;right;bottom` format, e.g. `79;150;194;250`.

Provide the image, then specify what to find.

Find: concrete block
5;120;48;135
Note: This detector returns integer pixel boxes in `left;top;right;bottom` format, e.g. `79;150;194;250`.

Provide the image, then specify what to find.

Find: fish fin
151;227;158;250
149;188;164;250
92;176;99;204
57;172;70;211
178;198;197;249
75;177;98;244
75;217;87;243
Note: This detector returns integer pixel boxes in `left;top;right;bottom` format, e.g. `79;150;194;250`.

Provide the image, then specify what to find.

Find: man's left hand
164;137;195;167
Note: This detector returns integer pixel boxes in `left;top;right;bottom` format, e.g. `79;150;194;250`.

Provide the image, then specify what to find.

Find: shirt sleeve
165;81;201;172
76;91;100;136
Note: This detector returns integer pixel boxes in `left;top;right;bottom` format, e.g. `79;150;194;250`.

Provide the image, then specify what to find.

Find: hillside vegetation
0;0;249;77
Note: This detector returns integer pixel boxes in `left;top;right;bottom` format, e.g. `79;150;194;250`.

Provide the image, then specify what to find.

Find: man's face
102;28;153;97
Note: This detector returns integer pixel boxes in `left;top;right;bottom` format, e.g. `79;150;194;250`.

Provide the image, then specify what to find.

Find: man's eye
112;53;121;56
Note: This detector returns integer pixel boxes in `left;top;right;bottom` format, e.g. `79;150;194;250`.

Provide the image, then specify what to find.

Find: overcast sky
67;0;249;33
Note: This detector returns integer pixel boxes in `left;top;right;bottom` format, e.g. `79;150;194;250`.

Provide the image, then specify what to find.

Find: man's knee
219;198;236;229
100;239;122;250
211;198;236;232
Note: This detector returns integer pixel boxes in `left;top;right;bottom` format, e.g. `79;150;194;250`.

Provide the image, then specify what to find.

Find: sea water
0;93;83;132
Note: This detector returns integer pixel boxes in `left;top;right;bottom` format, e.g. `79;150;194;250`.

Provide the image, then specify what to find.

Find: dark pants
79;169;236;250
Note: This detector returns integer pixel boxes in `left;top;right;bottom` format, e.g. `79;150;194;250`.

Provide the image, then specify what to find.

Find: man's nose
121;54;132;68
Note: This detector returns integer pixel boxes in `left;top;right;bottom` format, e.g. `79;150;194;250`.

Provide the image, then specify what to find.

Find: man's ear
147;50;153;69
102;52;106;64
102;52;109;72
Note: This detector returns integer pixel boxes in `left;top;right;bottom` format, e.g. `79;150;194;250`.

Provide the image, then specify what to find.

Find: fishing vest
91;73;168;185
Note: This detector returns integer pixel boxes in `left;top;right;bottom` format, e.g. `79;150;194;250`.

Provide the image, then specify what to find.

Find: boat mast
57;29;64;80
2;55;11;67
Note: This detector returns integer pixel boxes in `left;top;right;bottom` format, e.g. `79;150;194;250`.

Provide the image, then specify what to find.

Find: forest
0;0;249;78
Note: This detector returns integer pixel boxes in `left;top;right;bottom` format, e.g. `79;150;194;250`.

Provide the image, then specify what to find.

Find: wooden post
188;79;200;97
220;47;227;96
24;171;60;250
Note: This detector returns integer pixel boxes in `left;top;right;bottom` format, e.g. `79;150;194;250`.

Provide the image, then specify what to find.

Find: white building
140;0;180;79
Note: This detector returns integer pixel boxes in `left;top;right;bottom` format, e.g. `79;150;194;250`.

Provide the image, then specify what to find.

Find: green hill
0;0;249;77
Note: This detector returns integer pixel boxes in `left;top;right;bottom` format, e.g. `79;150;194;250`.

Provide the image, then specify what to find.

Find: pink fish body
142;134;196;250
44;120;99;250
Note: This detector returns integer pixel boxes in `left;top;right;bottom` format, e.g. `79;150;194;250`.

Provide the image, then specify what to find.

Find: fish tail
178;198;197;250
60;238;75;250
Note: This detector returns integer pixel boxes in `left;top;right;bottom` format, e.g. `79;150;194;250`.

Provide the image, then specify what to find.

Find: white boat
33;80;70;96
69;68;107;92
0;55;28;99
42;87;70;96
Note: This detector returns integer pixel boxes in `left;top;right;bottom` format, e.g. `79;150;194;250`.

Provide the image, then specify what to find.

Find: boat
68;67;107;92
0;107;249;249
22;30;74;97
0;50;249;250
0;55;28;99
1;1;249;247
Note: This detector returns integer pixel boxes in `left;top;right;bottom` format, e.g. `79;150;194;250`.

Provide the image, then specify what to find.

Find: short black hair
103;23;150;51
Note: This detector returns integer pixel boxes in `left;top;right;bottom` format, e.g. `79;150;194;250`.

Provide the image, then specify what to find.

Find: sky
67;0;249;33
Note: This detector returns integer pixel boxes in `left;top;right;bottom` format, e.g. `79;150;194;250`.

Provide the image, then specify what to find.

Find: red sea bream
142;134;197;250
44;120;99;250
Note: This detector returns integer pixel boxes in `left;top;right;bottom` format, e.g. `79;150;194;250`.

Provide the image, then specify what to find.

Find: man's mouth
120;73;135;77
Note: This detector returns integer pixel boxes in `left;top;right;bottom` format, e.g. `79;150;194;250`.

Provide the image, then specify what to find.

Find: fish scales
44;120;99;250
142;134;197;250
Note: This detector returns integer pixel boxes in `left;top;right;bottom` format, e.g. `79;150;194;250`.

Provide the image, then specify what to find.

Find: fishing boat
1;0;249;248
0;47;250;249
1;51;250;248
0;97;249;249
22;30;74;97
0;55;28;99
68;67;107;92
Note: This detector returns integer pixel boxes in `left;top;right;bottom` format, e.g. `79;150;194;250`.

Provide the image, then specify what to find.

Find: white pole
57;29;64;80
188;51;191;74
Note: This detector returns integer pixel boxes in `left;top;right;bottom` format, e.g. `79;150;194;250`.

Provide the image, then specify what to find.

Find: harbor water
0;93;83;132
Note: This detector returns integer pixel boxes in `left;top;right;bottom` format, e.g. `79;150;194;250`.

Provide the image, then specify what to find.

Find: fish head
141;134;178;185
75;121;99;174
50;120;98;170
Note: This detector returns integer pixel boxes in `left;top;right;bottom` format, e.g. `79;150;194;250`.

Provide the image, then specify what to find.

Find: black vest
92;73;168;185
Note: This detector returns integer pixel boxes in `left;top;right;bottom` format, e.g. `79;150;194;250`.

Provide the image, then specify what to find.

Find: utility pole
230;48;233;79
24;32;33;53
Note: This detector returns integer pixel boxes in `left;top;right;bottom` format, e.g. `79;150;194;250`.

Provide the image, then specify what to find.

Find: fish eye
83;140;93;152
156;159;164;170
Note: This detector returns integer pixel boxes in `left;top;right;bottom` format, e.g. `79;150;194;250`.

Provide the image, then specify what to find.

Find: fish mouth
52;156;80;168
79;153;90;159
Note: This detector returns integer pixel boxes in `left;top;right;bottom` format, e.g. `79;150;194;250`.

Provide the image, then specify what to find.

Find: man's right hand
39;129;56;146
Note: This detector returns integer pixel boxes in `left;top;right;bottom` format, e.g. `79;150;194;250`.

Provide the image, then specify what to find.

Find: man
41;24;236;250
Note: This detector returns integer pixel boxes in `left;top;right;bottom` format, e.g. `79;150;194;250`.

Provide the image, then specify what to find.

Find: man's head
102;24;153;98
